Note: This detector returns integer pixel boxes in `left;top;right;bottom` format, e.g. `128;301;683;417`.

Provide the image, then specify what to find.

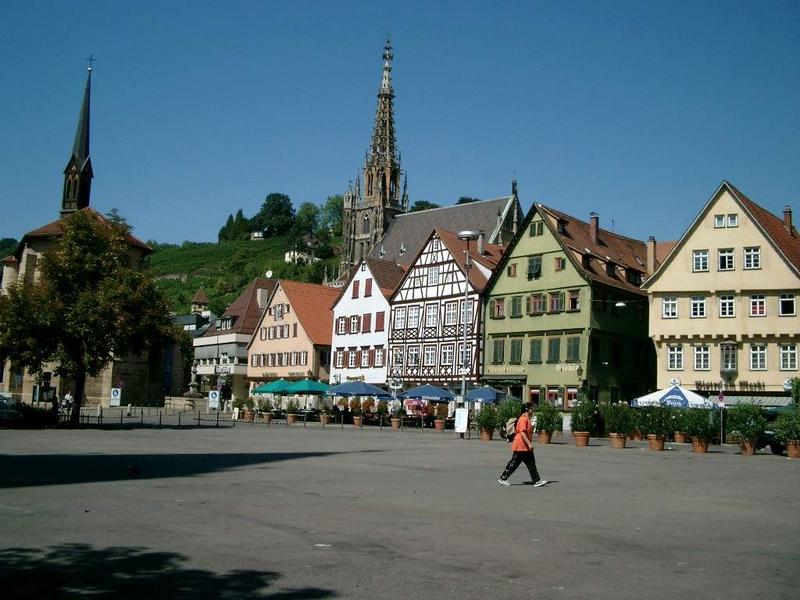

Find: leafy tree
320;195;343;237
410;200;440;212
218;214;235;242
0;238;17;258
457;196;480;205
0;211;178;425
252;193;295;236
293;202;320;238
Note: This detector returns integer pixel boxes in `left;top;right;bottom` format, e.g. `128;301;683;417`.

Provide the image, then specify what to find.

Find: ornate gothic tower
61;64;93;218
340;40;408;278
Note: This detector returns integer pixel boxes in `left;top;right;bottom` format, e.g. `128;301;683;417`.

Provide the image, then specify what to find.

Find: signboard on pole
454;408;468;433
110;388;122;407
208;390;220;410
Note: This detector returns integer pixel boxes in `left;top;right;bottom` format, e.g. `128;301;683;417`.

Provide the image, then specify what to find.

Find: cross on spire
86;54;96;71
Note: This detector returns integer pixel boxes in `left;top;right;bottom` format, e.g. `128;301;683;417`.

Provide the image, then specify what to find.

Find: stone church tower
61;65;93;218
339;40;408;279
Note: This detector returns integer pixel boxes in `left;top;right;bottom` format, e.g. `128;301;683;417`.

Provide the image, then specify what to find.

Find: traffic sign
208;390;220;410
110;387;122;407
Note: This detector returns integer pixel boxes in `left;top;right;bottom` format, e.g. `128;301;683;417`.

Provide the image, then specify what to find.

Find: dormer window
605;261;616;277
557;219;567;234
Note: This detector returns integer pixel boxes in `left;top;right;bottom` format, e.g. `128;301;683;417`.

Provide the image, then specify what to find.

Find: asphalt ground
0;425;798;600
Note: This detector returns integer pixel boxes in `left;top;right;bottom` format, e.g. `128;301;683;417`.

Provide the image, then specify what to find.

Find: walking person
498;403;548;487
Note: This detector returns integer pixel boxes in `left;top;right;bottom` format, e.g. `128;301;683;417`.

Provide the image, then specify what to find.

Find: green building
481;204;658;408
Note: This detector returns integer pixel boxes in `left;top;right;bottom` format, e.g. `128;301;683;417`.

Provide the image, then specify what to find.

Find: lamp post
457;231;479;409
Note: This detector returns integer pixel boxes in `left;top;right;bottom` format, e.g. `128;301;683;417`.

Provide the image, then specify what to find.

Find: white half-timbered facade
388;229;504;390
330;259;406;385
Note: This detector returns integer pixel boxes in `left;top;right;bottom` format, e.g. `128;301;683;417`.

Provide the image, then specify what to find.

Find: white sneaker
533;479;549;487
497;479;510;486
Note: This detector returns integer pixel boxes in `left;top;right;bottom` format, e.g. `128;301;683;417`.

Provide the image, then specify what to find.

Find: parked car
0;391;16;406
0;399;22;422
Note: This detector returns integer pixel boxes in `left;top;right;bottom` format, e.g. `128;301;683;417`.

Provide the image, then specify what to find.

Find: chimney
477;231;485;255
646;236;656;275
784;205;793;234
589;212;599;242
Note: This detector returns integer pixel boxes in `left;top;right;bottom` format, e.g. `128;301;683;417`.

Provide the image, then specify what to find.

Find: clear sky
1;1;798;246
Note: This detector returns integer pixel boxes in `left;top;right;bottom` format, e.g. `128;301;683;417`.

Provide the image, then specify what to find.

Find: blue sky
1;1;798;245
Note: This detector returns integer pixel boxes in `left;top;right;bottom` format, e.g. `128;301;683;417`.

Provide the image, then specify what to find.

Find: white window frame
392;347;404;367
393;307;407;329
348;350;357;368
335;350;344;368
441;344;454;366
694;345;710;371
444;302;458;325
743;247;760;270
690;296;706;318
749;344;767;371
407;346;420;366
337;317;346;334
780;345;797;370
407;306;420;329
718;249;734;271
350;315;359;333
662;297;678;319
428;266;439;286
721;344;738;371
779;293;796;316
425;304;437;328
692;250;709;272
714;214;725;228
423;345;436;367
361;349;370;368
727;214;738;227
750;294;766;317
374;348;384;368
667;345;683;370
719;294;735;318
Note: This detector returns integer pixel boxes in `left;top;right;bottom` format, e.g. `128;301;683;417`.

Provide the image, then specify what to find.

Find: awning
481;374;526;382
719;394;792;407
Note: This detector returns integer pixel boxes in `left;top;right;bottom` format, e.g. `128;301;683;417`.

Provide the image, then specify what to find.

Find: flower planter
740;440;757;456
673;432;687;444
647;434;665;451
353;416;363;427
572;431;590;447
537;431;553;444
691;437;709;453
243;410;254;423
609;433;627;449
286;413;297;425
434;419;445;431
390;418;401;430
787;441;800;458
264;413;272;423
479;427;494;441
320;414;331;425
630;432;644;441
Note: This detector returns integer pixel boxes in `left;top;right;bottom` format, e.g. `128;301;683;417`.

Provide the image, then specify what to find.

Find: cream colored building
643;181;799;404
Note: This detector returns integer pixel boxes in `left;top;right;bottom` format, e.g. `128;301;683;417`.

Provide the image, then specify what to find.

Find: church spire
61;60;94;218
368;38;397;167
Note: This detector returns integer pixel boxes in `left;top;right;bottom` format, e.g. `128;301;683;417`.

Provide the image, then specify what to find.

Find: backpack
504;417;518;442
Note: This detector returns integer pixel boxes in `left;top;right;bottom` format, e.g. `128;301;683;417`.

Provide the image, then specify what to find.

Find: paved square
1;425;798;599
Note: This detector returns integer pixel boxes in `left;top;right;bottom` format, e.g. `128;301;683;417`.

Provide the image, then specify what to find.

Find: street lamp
457;231;479;409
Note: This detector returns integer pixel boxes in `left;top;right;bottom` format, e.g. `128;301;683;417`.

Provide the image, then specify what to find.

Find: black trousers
500;450;540;482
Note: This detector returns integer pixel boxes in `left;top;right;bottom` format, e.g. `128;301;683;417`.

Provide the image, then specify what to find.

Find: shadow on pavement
0;451;380;488
0;543;336;599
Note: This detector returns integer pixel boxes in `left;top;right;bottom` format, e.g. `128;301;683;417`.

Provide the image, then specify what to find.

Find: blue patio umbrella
399;384;455;403
465;386;505;403
327;381;391;398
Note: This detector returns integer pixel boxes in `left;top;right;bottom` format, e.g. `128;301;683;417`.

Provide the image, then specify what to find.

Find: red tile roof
366;258;407;297
279;280;340;346
192;288;210;305
435;228;506;293
204;278;277;336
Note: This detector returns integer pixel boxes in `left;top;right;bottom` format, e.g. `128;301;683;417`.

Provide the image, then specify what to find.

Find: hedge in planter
475;405;498;440
774;407;800;458
683;408;720;451
496;399;523;438
726;403;767;454
600;402;633;436
535;402;561;434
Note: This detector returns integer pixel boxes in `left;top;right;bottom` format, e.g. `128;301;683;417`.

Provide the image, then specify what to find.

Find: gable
393;232;472;303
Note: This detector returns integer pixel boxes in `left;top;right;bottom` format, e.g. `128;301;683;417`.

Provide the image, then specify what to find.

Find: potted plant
257;397;273;423
377;400;388;425
534;401;561;444
726;403;768;455
773;406;800;458
570;399;596;447
361;397;376;415
671;409;688;443
232;397;245;420
320;404;331;425
475;404;497;441
434;403;448;430
684;408;720;453
496;399;523;440
600;401;632;448
391;405;405;429
286;399;299;425
629;407;647;441
350;398;363;427
643;406;673;451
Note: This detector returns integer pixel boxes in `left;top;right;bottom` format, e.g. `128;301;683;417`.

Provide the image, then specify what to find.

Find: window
407;346;420;366
374;348;384;367
352;280;360;298
714;214;725;228
250;354;258;367
566;337;580;362
260;327;267;340
425;304;437;327
301;351;308;366
444;302;458;325
459;344;472;368
491;298;505;319
547;338;561;363
662;297;678;318
727;214;738;227
554;257;566;271
507;263;517;277
779;293;796;316
290;352;297;366
743;247;760;270
424;346;436;366
441;344;454;366
694;345;710;371
718;249;734;271
364;278;373;297
375;311;385;331
750;344;767;370
529;221;543;236
721;344;737;371
780;345;797;370
393;307;406;329
462;301;473;327
407;306;420;329
667;345;683;370
492;339;505;364
528;293;545;315
527;255;542;280
350;315;360;333
719;294;735;318
428;266;439;286
348;350;357;368
337;317;346;335
335;350;344;368
692;250;709;272
548;291;564;313
274;304;284;321
510;339;523;364
362;313;371;332
690;296;706;318
547;387;561;408
750;294;766;317
510;296;522;318
565;387;578;409
529;339;542;363
567;290;580;311
392;347;404;367
361;349;371;368
292;323;297;337
432;239;441;251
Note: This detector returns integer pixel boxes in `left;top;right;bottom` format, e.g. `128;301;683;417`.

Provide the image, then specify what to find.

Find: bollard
216;410;220;427
197;411;201;425
304;413;307;429
159;411;162;427
120;410;123;425
141;408;144;425
178;411;181;426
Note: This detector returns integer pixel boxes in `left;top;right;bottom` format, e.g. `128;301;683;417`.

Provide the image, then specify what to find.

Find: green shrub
286;399;299;413
774;407;800;443
376;400;388;415
725;403;767;442
475;405;498;431
496;399;523;435
671;409;687;433
683;408;720;440
570;399;597;433
640;406;674;437
534;402;561;433
600;402;633;435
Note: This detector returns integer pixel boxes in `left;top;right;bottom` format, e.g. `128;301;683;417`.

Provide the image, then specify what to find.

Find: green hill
147;238;340;315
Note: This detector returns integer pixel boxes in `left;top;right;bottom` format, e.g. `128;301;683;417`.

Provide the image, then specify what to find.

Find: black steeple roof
61;66;94;218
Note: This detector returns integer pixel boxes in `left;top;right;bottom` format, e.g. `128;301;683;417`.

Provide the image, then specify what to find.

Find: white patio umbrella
631;385;715;409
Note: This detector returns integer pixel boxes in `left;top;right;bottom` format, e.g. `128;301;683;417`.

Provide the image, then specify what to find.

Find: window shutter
344;350;350;367
365;278;373;296
363;313;371;332
376;311;385;331
293;323;298;337
345;317;351;334
352;280;360;298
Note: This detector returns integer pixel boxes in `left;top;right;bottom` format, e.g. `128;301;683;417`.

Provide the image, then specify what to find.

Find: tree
218;214;235;242
320;195;343;237
293;202;320;238
410;200;440;212
0;211;178;425
252;193;295;236
457;196;480;205
0;238;17;258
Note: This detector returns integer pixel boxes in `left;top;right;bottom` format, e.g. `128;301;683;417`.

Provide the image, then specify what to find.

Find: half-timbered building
388;228;504;391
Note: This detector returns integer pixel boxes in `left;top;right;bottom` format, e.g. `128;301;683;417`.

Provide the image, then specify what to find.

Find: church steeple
61;61;94;218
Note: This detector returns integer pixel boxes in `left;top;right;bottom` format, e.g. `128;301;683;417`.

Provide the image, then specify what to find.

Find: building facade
643;182;799;404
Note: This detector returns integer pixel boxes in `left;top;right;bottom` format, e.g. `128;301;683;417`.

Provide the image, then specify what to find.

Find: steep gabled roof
366;258;406;296
370;195;519;265
204;278;276;337
278;280;340;346
192;288;210;305
643;181;800;288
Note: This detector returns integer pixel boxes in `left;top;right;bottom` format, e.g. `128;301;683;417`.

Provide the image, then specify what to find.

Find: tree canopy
320;195;343;237
0;211;178;424
457;196;480;205
410;200;441;212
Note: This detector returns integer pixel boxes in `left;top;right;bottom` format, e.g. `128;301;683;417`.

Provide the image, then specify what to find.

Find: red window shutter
376;311;385;331
343;350;349;367
369;349;375;367
345;317;351;334
365;278;373;296
293;323;298;337
363;313;371;332
352;281;360;298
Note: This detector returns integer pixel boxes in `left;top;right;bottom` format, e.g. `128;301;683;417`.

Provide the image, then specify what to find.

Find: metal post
457;231;478;440
159;411;162;427
178;411;181;426
140;408;144;425
197;411;201;425
216;410;220;427
120;410;123;425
